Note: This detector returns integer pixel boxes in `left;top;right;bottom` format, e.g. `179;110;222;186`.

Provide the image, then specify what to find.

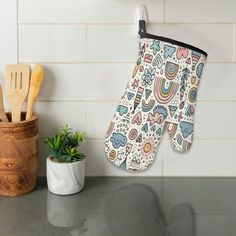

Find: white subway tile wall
0;0;17;102
148;24;233;63
18;0;164;24
39;64;133;101
163;140;236;176
165;0;236;23
19;25;86;62
87;102;118;139
34;101;87;138
0;0;235;176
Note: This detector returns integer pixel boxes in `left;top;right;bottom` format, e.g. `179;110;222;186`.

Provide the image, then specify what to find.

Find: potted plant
44;125;86;195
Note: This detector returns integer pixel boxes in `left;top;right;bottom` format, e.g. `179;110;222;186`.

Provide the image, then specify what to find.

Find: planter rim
47;156;85;165
0;112;38;126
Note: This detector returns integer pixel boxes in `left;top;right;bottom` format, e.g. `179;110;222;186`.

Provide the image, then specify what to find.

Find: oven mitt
104;20;207;171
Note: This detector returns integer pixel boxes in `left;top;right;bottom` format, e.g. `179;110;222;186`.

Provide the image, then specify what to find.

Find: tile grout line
85;102;88;138
154;175;236;178
18;61;232;64
39;137;236;142
35;100;119;103
78;138;236;142
19;61;136;64
18;22;236;26
233;24;235;63
163;0;166;23
16;0;19;63
85;24;88;63
33;100;236;103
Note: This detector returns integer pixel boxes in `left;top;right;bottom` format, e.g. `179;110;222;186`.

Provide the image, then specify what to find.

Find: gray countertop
0;177;236;236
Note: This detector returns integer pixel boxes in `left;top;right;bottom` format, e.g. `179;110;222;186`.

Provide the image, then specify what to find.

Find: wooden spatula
26;64;43;120
0;82;8;122
5;65;30;122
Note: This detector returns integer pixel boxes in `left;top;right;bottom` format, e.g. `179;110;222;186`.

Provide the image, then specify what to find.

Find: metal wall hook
136;5;147;34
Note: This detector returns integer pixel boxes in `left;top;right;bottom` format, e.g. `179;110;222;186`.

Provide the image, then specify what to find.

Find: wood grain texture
0;113;39;196
26;64;43;120
5;65;30;122
0;83;8;122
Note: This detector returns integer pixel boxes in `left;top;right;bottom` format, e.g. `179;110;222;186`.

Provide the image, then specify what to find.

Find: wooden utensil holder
0;113;39;196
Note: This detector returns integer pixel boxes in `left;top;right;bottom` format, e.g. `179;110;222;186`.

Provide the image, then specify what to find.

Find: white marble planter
46;156;85;195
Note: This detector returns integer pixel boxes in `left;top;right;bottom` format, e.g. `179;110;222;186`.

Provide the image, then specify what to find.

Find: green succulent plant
44;125;86;163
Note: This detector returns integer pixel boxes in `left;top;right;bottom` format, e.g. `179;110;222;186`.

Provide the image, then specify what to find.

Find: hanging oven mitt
104;20;207;172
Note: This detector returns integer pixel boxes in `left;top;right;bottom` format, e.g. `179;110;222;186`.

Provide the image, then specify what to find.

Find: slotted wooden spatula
26;64;43;120
5;65;30;122
0;82;8;122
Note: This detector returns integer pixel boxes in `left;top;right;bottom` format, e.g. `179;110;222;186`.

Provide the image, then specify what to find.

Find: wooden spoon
0;82;8;122
26;64;43;120
5;65;30;122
